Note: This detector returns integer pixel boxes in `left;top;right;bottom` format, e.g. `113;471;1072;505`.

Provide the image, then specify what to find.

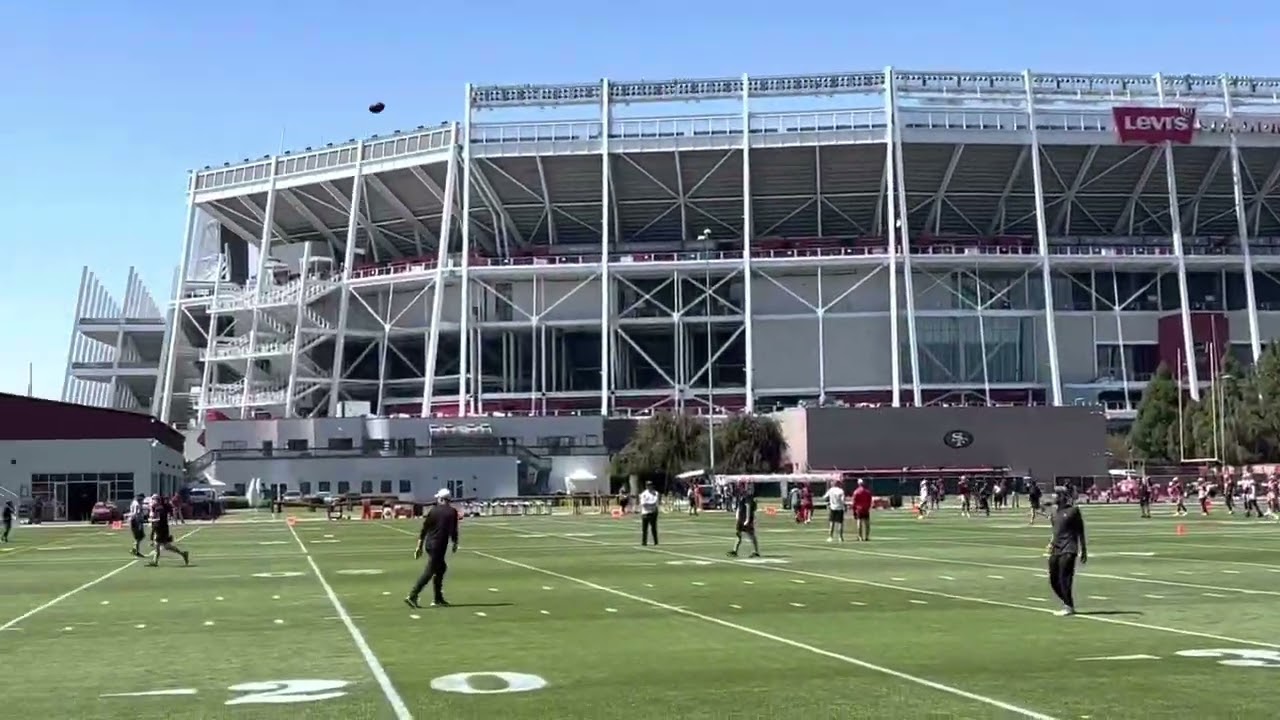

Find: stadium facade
71;69;1280;429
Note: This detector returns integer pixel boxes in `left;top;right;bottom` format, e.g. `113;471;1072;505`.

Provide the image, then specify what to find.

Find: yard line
0;527;202;633
287;523;412;720
475;550;1060;720
637;545;1280;650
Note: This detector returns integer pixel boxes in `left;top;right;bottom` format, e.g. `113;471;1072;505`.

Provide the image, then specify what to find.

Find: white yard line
475;550;1059;720
638;545;1280;650
286;523;412;720
0;527;203;633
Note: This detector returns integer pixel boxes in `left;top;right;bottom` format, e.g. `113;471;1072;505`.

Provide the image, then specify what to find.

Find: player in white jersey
1243;477;1263;518
823;481;846;543
917;480;930;519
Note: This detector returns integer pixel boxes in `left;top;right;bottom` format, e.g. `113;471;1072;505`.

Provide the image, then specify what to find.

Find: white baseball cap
435;488;451;500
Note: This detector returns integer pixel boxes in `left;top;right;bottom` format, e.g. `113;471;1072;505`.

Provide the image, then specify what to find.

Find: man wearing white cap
405;488;460;608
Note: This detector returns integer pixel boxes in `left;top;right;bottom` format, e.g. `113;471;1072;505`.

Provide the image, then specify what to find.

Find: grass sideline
2;506;1279;719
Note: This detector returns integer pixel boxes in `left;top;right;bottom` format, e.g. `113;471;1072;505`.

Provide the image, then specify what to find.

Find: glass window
299;482;312;496
318;481;332;493
286;439;309;451
337;481;350;494
399;480;412;494
233;483;246;495
380;480;393;494
360;481;373;494
327;437;354;450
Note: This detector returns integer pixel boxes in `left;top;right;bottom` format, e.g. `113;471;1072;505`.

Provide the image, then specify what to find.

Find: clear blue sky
0;1;1274;400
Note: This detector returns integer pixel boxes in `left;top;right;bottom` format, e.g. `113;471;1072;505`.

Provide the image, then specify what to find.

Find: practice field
2;507;1279;719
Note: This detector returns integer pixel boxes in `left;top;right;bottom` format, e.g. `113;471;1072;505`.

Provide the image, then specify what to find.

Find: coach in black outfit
405;488;459;608
1047;486;1087;616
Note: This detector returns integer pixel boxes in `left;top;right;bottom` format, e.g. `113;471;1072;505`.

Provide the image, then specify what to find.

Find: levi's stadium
11;69;1280;719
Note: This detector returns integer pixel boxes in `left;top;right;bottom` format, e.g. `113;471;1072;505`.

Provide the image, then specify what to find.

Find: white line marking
1222;570;1240;574
1089;596;1110;601
987;575;1005;580
790;579;806;584
1077;654;1160;662
850;601;866;606
730;604;742;609
743;580;754;585
939;576;955;581
790;602;806;607
640;547;1280;649
1143;594;1164;600
540;610;550;615
605;608;618;613
273;619;285;624
691;581;706;586
287;523;412;720
474;612;487;617
0;528;201;633
1203;593;1226;598
477;551;1059;720
102;689;198;697
1177;571;1194;575
909;600;928;605
1026;597;1045;602
891;577;906;581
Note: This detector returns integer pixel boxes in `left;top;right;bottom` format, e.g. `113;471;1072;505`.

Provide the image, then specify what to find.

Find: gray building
0;393;187;521
776;405;1107;480
199;415;615;501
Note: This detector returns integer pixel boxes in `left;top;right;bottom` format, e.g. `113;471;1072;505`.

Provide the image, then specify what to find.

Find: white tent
564;468;607;495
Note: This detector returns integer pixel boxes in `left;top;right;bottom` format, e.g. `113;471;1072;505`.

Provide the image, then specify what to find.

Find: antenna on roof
26;362;32;397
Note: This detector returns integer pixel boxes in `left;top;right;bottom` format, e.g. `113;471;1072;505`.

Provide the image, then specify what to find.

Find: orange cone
1175;524;1186;536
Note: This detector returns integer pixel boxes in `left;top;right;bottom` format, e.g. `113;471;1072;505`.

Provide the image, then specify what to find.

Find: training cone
286;516;298;527
110;520;122;530
765;506;777;516
1175;524;1186;536
610;508;623;519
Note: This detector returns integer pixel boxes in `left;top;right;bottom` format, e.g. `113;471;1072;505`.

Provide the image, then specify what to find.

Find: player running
1027;479;1045;525
2;501;13;543
727;484;760;558
823;480;846;543
147;497;190;567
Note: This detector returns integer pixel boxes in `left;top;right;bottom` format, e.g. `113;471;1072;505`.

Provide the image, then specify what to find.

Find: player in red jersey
1267;476;1279;519
957;476;971;518
799;484;813;524
851;479;873;542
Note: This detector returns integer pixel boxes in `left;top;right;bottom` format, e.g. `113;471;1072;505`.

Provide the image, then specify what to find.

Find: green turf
2;505;1279;719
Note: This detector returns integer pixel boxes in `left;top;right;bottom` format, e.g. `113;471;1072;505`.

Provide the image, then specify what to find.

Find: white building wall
0;438;186;501
208;456;518;501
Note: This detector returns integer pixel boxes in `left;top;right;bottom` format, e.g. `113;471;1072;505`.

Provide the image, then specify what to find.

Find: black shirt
419;503;460;551
736;496;756;527
1049;505;1086;556
1029;484;1042;502
2;506;12;523
153;505;171;536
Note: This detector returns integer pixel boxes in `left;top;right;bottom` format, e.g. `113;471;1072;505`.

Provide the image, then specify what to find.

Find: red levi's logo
1112;106;1197;144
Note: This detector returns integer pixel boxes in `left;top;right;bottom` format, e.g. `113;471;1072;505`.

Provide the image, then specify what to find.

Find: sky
0;1;1277;401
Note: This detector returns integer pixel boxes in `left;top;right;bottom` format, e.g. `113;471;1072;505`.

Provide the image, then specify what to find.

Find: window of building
299;482;312;496
360;481;373;494
220;440;247;450
399;480;412;494
327;437;354;450
318;481;332;493
337;481;350;494
285;439;309;451
233;483;246;496
380;480;393;494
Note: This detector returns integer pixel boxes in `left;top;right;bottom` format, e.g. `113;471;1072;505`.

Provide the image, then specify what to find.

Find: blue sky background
0;1;1275;400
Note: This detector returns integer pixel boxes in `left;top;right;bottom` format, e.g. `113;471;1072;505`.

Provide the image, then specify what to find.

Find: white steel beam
458;89;476;415
888;67;921;406
882;72;901;406
1051;146;1098;235
327;141;365;416
741;73;756;413
409;161;495;250
1113;148;1163;235
239;159;279;418
366;175;439;249
674;150;689;241
1024;69;1064;407
423;123;460;417
284;244;311;418
534;155;557;244
61;267;90;403
600;79;613;415
1156;74;1200;400
320;181;402;260
1223;76;1262;363
279;189;341;252
925;144;964;234
158;176;201;424
470;162;526;253
986;146;1029;235
201;203;257;244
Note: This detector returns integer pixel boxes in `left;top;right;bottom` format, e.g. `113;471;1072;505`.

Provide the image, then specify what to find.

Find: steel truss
156;70;1280;424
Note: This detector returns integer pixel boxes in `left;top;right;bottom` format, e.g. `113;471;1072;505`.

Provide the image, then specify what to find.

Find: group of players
126;494;192;566
1142;474;1280;520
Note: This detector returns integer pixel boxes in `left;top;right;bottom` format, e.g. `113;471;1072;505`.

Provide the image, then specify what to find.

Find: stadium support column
61;267;90;403
887;68;922;406
284;244;311;418
240;156;279;418
458;86;475;416
197;260;225;419
741;73;756;413
422;123;460;417
1023;70;1064;407
599;79;612;416
883;68;903;407
1222;76;1263;363
1156;74;1200;400
328;140;365;416
158;175;200;424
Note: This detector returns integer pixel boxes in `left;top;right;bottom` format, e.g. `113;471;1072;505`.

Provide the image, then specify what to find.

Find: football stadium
12;68;1280;719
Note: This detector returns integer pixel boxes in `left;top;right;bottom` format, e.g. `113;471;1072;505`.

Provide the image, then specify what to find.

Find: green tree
1248;343;1280;460
711;414;787;474
1129;363;1181;462
611;412;707;481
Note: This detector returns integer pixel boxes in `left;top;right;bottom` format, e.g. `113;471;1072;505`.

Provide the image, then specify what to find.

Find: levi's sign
1113;106;1196;144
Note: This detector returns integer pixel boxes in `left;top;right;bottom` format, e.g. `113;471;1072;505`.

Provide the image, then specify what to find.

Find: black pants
1048;553;1077;608
2;521;10;542
411;550;448;603
641;512;658;545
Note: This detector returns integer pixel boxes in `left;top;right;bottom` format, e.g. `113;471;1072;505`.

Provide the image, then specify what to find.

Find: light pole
698;228;716;472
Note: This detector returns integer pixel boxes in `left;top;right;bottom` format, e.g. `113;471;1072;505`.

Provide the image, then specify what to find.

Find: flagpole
27;362;33;397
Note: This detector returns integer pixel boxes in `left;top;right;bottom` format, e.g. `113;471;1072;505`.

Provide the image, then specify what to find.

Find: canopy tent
564;468;607;495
